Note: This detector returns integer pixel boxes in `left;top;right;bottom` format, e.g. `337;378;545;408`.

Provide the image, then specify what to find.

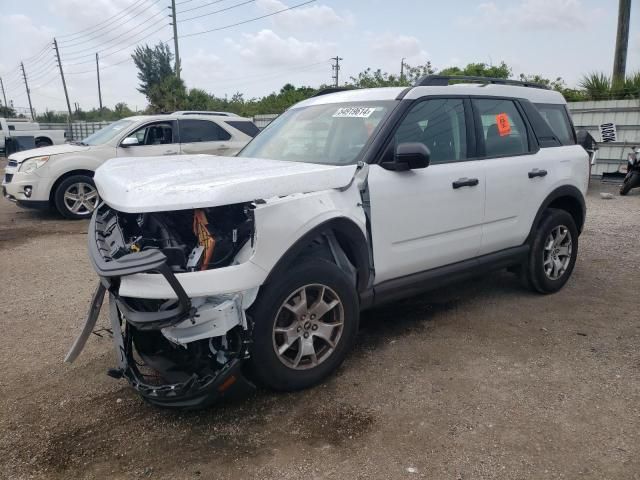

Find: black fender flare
263;217;371;293
526;185;586;244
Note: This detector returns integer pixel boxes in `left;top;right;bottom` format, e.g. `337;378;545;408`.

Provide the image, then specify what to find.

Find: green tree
348;62;434;88
148;75;187;112
439;61;511;79
1;104;17;117
132;43;175;99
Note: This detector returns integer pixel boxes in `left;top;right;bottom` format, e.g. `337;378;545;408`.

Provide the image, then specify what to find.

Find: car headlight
19;155;50;174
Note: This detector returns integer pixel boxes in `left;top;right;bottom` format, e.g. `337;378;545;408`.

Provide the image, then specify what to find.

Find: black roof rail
415;75;550;90
312;87;356;97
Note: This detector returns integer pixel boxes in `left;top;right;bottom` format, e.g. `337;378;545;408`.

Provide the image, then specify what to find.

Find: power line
61;19;169;59
178;0;227;15
61;24;171;65
180;0;255;22
180;0;316;39
59;1;165;49
56;0;151;40
65;55;136;75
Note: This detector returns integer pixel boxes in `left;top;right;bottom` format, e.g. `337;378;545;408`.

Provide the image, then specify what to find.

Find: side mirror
382;142;430;171
121;137;139;147
576;129;598;152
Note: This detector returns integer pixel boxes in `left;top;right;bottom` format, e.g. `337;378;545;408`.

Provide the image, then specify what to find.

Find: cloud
182;50;228;87
228;29;334;68
462;0;603;30
370;33;429;64
256;0;352;31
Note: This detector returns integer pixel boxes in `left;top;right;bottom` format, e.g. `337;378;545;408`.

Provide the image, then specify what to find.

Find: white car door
368;97;486;284
474;98;553;255
116;120;179;157
178;119;240;156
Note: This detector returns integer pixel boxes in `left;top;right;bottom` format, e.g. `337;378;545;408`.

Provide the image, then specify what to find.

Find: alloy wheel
543;225;572;280
272;284;344;370
63;182;99;216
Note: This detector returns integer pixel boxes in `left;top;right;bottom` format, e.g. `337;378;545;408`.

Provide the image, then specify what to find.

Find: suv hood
95;155;358;213
9;143;91;161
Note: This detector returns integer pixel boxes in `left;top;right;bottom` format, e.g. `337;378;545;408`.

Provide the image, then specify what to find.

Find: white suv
67;76;589;408
2;113;258;219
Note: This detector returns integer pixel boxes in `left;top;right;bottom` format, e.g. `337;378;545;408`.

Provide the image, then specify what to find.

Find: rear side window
179;120;231;143
473;99;530;157
225;120;260;138
535;103;574;145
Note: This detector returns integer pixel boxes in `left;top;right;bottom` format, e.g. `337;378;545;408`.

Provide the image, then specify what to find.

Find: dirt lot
0;167;639;480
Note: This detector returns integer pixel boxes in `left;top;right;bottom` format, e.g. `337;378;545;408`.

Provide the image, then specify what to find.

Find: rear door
368;97;486;283
116;120;179;157
474;98;550;254
178;119;238;155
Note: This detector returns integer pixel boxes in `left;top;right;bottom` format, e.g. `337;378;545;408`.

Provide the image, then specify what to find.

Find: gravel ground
0;165;639;479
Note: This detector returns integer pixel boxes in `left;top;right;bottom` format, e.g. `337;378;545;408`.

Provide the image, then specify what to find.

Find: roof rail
312;87;356;97
415;75;550;90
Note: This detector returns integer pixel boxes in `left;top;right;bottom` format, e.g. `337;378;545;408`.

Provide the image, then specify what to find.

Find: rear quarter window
225;121;260;138
534;103;575;145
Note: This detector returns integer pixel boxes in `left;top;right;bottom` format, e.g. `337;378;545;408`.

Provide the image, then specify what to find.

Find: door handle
452;177;479;189
528;169;548;178
163;150;178;155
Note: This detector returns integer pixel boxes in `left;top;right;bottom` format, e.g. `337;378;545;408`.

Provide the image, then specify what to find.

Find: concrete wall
568;99;640;176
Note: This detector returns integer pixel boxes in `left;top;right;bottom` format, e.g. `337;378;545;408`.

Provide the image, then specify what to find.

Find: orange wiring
193;209;216;271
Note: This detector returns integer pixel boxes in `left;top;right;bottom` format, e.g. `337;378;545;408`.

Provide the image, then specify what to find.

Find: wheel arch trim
526;185;586;243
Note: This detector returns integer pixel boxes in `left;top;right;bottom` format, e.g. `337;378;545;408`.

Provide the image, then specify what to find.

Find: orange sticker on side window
496;113;511;136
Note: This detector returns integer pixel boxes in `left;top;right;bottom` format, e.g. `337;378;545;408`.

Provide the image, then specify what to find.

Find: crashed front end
68;203;258;408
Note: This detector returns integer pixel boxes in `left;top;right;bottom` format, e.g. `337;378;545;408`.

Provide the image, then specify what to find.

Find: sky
0;0;638;116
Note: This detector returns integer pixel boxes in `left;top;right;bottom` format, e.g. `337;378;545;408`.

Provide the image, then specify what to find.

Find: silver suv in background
2;113;259;219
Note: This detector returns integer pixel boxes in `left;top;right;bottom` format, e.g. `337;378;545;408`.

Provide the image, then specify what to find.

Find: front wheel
522;208;578;294
247;259;359;391
54;175;100;219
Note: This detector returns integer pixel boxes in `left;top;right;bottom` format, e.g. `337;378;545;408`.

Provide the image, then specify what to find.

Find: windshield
81;119;135;146
238;101;396;165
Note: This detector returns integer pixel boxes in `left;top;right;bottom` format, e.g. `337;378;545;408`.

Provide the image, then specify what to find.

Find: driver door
116;120;179;157
368;97;486;284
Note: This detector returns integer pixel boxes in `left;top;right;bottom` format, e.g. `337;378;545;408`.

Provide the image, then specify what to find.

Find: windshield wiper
71;140;89;146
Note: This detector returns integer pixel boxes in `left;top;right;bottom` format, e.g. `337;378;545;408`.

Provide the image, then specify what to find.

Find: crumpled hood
8;143;90;161
95;154;358;213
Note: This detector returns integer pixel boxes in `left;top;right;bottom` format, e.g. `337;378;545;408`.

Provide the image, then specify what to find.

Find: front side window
474;99;529;157
123;122;175;145
394;98;467;164
82;119;135;146
179;119;231;143
535;103;574;145
238;101;395;165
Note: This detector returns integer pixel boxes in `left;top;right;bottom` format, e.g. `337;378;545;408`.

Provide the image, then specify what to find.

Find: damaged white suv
67;76;589;408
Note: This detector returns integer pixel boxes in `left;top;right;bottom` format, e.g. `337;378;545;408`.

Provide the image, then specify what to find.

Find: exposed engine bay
65;203;258;407
102;203;255;272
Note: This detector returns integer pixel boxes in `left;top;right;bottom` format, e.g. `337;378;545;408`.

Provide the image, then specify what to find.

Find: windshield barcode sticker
333;107;376;118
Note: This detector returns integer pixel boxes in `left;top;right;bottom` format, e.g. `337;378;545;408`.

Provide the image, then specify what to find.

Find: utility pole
400;57;406;83
20;62;35;119
96;53;103;111
170;0;181;79
53;38;73;130
613;0;632;83
331;56;343;88
0;77;7;110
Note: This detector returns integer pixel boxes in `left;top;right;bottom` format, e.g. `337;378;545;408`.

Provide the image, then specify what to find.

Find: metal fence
568;99;640;176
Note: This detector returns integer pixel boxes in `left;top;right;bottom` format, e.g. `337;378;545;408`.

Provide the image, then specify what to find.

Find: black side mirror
382;142;430;171
576;129;598;152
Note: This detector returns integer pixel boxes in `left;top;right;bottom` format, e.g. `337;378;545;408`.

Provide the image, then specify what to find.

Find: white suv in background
2;113;259;219
68;76;589;408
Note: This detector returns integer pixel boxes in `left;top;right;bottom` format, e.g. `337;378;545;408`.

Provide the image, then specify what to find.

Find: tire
35;138;52;148
620;181;632;195
247;258;359;392
522;208;578;294
53;175;100;220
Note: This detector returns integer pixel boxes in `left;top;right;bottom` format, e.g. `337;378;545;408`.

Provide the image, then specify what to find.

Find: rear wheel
54;175;99;219
247;259;359;391
35;138;52;148
522;209;578;294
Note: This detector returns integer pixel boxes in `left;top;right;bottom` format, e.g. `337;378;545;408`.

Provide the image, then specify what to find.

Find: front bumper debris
66;206;255;408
